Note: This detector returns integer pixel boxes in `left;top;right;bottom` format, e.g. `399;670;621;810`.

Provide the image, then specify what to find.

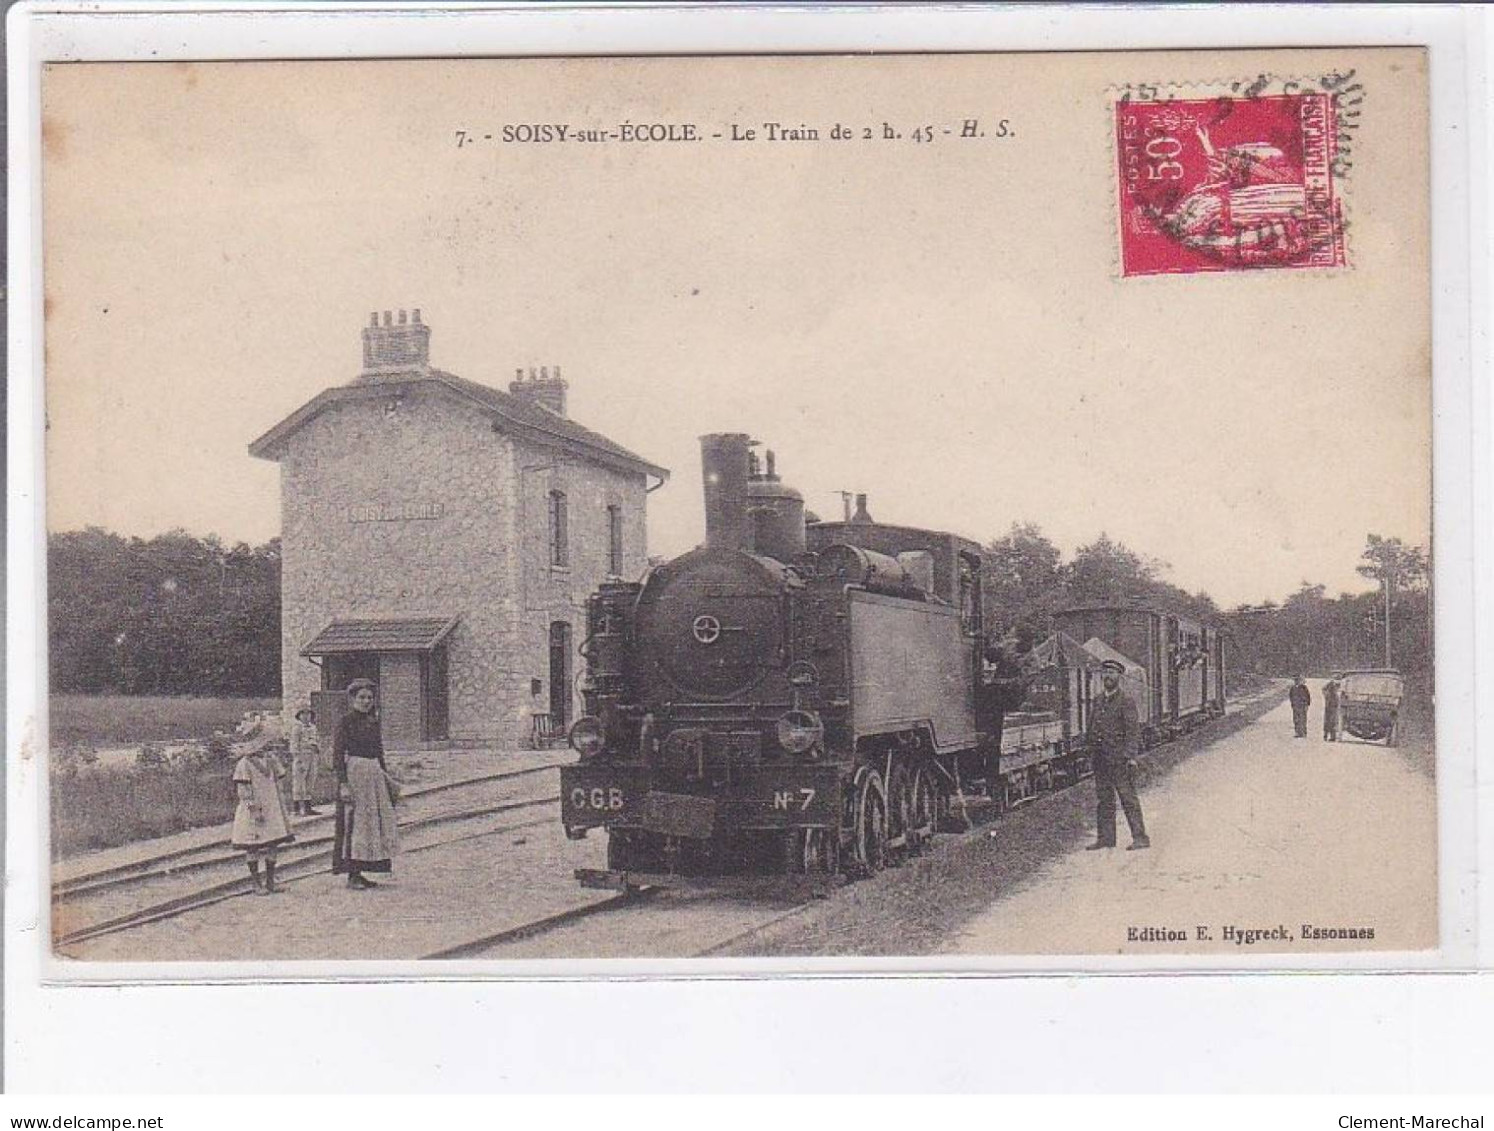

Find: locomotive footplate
561;761;843;838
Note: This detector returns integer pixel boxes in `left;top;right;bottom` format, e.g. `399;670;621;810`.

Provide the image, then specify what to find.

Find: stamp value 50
1116;93;1346;277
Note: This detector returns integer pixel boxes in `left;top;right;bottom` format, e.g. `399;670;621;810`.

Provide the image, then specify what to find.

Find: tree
981;522;1067;639
1068;533;1167;604
1356;535;1430;666
979;527;1221;648
1357;535;1429;592
1285;581;1327;608
49;528;282;696
1224;536;1432;679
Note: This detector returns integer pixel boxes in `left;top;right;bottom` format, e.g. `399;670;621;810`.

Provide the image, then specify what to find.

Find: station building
249;310;668;751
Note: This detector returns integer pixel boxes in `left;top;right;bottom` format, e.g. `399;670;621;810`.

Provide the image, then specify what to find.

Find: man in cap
1289;676;1312;738
1086;658;1150;851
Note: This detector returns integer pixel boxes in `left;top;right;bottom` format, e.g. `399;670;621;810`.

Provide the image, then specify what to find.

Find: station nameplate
346;502;446;523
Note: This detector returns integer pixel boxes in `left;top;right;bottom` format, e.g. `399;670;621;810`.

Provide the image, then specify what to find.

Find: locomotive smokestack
851;493;874;524
700;433;754;551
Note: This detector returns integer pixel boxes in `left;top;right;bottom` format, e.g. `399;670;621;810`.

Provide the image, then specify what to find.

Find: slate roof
301;616;460;656
248;367;668;481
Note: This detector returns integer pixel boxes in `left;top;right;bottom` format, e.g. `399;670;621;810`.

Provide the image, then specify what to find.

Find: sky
41;52;1431;609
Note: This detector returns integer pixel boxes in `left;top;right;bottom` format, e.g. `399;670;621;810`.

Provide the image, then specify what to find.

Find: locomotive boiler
560;433;988;884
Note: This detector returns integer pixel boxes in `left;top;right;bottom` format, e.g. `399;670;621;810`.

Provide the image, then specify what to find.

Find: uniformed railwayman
1086;659;1150;851
1289;675;1312;738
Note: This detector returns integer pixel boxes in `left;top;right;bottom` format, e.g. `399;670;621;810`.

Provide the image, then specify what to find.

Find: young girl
231;743;295;894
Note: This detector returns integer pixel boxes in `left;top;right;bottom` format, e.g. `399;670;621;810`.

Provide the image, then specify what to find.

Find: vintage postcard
30;45;1451;976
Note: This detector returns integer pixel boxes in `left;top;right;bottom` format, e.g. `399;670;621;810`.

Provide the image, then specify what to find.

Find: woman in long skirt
331;678;399;890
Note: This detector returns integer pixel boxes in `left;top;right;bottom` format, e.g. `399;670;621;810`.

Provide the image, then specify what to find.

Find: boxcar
1051;603;1225;742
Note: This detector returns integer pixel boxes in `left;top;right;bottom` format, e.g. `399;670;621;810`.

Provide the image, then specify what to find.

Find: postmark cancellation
1115;90;1347;277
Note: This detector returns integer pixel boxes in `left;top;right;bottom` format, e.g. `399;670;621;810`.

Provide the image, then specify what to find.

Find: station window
607;504;623;575
549;489;569;567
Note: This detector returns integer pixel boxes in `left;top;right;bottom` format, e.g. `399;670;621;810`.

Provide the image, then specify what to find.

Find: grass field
52;759;242;858
51;694;281;751
50;694;284;857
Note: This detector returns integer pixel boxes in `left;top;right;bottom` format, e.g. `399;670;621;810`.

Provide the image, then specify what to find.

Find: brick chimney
509;365;568;417
360;309;430;376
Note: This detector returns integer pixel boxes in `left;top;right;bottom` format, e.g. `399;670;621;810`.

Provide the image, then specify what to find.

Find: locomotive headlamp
568;715;607;760
776;709;824;756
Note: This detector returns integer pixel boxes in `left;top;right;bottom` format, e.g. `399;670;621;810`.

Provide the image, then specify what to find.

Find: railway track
56;798;560;947
414;800;1004;962
53;778;565;949
414;692;1287;961
422;888;657;960
52;759;565;899
57;693;1283;961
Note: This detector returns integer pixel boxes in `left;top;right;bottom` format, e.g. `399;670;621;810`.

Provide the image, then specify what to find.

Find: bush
47;695;289;857
51;756;240;857
168;744;213;773
70;742;100;766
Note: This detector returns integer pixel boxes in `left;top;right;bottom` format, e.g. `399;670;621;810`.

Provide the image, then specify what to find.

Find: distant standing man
1321;676;1342;742
1289;676;1312;738
289;706;322;817
1086;659;1150;851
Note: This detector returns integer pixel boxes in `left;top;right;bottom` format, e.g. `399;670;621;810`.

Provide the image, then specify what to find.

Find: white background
7;2;1492;1093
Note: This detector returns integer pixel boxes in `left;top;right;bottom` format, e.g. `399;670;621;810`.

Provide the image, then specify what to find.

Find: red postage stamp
1115;92;1345;277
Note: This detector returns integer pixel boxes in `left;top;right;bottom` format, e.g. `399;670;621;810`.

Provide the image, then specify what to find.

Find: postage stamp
1116;92;1346;277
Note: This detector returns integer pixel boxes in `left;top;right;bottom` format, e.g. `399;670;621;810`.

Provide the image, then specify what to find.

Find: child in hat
231;743;295;894
289;706;322;816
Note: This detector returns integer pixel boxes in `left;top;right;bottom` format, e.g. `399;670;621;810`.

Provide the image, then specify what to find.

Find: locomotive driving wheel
851;768;889;877
908;764;937;851
1035;761;1055;794
886;761;913;858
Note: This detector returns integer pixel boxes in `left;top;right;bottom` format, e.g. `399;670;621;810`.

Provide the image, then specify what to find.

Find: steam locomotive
560;433;989;884
558;433;1227;887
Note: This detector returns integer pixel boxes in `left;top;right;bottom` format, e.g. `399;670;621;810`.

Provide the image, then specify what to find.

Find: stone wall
509;446;649;739
279;386;519;747
378;653;423;748
278;381;650;749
